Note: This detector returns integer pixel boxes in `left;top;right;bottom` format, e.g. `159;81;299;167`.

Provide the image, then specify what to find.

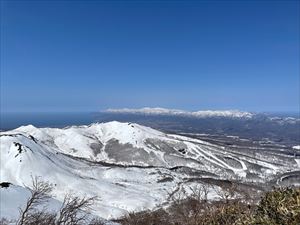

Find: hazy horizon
1;107;300;114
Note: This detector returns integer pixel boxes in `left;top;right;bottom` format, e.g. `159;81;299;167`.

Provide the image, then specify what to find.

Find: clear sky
1;0;299;113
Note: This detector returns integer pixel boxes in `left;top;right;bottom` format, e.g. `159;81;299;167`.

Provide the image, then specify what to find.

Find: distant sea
0;112;103;131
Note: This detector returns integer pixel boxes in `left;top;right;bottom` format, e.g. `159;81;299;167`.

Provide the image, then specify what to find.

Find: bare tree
55;194;96;225
17;176;53;225
214;183;238;204
189;183;210;203
23;210;56;225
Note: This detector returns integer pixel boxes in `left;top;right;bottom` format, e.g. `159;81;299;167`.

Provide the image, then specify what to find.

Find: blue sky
1;0;299;112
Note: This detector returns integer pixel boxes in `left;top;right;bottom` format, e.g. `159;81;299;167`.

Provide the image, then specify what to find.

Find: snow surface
0;184;61;221
1;121;298;220
295;159;300;167
1;123;184;219
293;145;300;150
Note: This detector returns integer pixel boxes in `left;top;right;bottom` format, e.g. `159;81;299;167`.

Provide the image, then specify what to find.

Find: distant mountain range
100;108;300;146
106;108;254;119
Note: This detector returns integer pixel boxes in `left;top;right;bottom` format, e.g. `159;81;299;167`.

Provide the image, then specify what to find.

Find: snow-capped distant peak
105;107;254;119
293;145;300;150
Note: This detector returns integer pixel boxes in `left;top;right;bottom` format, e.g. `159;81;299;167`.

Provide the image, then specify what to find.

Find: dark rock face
90;142;104;156
104;139;165;166
0;182;11;188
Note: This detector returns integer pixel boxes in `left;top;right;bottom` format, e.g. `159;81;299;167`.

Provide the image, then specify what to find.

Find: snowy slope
0;184;61;221
0;133;176;219
1;121;299;220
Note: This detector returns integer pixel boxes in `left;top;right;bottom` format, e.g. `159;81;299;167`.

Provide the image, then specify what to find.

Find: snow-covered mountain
1;121;299;220
106;108;254;118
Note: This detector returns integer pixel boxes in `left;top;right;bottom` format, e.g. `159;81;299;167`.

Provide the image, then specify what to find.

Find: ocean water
0;112;101;131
